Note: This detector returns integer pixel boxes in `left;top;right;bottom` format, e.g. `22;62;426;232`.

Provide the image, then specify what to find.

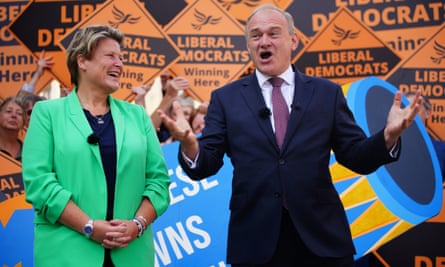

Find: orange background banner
1;1;444;266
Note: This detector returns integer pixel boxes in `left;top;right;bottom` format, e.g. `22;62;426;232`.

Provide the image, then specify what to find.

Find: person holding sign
22;25;171;267
159;4;421;267
16;49;54;99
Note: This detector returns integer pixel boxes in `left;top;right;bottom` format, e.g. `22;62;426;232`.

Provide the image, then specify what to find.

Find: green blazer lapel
66;91;102;165
109;97;125;163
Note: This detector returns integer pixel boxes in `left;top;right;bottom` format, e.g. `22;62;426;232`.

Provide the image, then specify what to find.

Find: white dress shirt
256;65;295;132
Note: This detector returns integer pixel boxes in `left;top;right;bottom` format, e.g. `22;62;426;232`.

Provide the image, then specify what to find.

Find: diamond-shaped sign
185;0;285;25
0;0;57;99
140;0;188;26
386;23;445;141
9;0;104;52
7;0;106;92
0;45;54;101
293;7;401;85
58;0;182;100
0;153;28;226
286;0;445;59
165;0;252;102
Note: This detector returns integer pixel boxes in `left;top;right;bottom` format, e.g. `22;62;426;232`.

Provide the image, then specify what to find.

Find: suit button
279;159;285;165
274;192;281;198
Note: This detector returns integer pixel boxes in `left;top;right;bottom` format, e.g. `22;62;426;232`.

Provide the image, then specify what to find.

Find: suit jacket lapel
240;75;278;149
282;70;314;150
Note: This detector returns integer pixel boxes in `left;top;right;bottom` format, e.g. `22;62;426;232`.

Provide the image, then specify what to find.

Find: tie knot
269;77;284;88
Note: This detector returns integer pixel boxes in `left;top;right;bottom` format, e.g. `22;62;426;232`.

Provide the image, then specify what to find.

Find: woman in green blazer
22;25;171;267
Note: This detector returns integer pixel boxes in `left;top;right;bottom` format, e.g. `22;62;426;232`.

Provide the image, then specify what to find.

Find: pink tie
270;77;288;149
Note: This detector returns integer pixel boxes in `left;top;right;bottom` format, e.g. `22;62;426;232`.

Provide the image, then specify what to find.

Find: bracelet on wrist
136;215;148;228
132;218;144;238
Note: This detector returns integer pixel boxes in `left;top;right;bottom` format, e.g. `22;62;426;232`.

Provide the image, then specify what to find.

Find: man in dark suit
159;4;421;267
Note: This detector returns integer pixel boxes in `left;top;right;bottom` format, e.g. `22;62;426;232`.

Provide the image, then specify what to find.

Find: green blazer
22;91;171;267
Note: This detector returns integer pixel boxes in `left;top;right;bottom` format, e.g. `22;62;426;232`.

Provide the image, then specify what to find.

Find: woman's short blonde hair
66;25;124;86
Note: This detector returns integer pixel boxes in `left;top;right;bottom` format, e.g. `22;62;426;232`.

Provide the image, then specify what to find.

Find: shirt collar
256;65;294;87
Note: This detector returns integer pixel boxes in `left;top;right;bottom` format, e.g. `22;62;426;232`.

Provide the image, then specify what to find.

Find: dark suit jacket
179;69;397;264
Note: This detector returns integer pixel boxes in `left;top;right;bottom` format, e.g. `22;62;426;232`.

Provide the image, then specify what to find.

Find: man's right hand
158;101;199;160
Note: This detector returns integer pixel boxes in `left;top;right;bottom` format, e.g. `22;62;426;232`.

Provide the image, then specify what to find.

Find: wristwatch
83;219;94;238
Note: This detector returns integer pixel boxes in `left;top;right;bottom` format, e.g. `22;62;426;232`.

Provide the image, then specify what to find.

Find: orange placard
165;0;252;102
7;0;106;90
212;0;278;25
58;0;182;100
293;7;401;86
286;1;445;59
0;153;30;227
0;0;54;100
385;23;445;141
185;0;292;21
0;46;53;101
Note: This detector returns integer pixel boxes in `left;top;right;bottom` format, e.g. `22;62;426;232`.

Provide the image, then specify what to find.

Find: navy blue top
84;109;116;220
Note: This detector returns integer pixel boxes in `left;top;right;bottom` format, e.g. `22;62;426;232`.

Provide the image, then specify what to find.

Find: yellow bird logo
431;40;445;64
192;9;222;31
331;24;360;46
108;5;140;29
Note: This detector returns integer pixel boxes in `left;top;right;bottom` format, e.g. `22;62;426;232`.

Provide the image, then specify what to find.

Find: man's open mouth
260;51;272;59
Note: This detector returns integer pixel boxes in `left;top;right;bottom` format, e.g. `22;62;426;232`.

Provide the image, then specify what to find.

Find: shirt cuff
181;151;199;169
389;138;401;158
21;83;35;92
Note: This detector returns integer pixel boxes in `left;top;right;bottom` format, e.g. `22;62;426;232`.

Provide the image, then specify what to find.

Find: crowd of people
0;4;444;267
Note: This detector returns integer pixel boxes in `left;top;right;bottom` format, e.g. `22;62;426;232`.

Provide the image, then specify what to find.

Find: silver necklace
96;115;105;124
